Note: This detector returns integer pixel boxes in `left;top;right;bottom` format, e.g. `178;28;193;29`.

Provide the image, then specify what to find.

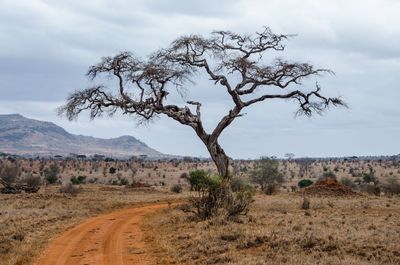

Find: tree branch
60;28;346;173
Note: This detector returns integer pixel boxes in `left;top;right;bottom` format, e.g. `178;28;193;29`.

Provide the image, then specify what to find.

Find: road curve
34;203;168;265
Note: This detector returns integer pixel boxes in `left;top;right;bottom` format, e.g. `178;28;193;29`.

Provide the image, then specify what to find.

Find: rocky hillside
0;114;163;158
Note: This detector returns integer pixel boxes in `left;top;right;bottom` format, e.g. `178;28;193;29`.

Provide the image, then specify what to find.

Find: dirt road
34;203;168;265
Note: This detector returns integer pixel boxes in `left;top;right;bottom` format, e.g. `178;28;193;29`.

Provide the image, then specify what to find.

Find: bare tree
59;27;345;196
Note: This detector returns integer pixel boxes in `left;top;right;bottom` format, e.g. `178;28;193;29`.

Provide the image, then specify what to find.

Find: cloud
141;0;241;17
0;0;400;157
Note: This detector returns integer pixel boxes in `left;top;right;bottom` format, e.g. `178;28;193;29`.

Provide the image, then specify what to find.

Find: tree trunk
193;125;231;182
208;143;229;176
205;141;233;203
192;124;233;204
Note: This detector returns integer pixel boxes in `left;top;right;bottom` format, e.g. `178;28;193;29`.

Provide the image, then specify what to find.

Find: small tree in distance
59;27;346;208
251;157;285;194
284;153;295;160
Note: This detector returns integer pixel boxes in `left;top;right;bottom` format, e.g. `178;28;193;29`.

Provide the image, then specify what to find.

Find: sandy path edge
33;202;172;265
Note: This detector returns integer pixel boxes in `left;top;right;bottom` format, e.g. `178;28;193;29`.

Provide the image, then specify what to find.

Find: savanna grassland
145;194;400;265
2;156;400;189
0;156;400;265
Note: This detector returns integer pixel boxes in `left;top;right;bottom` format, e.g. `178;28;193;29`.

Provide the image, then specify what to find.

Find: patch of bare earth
144;193;400;265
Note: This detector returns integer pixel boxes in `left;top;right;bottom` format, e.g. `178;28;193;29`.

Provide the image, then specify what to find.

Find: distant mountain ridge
0;114;164;158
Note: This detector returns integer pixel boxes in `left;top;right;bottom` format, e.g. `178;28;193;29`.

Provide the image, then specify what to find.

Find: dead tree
59;27;346;196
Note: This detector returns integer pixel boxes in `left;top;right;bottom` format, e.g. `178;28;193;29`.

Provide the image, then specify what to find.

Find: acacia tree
59;27;345;195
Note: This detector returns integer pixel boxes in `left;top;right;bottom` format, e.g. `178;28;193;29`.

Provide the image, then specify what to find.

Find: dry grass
144;193;400;265
1;157;400;264
0;184;184;265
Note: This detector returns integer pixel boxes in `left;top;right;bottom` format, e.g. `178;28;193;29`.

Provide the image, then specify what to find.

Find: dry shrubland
0;156;400;265
1;156;399;191
145;194;400;265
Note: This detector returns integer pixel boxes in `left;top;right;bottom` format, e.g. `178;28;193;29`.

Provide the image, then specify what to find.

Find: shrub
384;177;400;195
44;164;60;184
70;175;86;185
227;187;255;217
19;174;41;193
230;176;252;192
59;183;80;196
109;167;117;174
190;175;225;219
362;166;377;184
0;163;19;185
119;177;129;186
189;174;254;220
88;177;98;184
0;163;42;193
360;183;381;196
232;185;254;217
187;169;208;191
340;177;356;189
321;170;336;180
264;184;279;195
110;179;119;185
298;179;313;188
45;174;58;185
170;184;183;193
180;172;188;179
301;197;310;210
109;177;129;186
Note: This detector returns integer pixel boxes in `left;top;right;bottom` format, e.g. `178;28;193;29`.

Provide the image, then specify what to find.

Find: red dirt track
34;203;167;265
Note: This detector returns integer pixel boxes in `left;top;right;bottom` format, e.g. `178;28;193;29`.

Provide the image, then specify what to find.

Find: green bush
190;175;224;219
44;173;58;184
109;177;129;186
44;164;60;184
109;167;117;174
70;175;87;185
363;166;377;184
187;169;209;191
298;179;313;188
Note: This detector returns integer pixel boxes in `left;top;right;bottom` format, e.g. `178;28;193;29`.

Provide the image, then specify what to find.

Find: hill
0;114;164;158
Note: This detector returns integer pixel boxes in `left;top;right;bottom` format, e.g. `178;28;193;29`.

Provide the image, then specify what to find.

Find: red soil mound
304;178;359;196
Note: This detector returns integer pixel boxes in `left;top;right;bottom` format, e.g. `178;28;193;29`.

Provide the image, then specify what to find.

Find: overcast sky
1;0;399;159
